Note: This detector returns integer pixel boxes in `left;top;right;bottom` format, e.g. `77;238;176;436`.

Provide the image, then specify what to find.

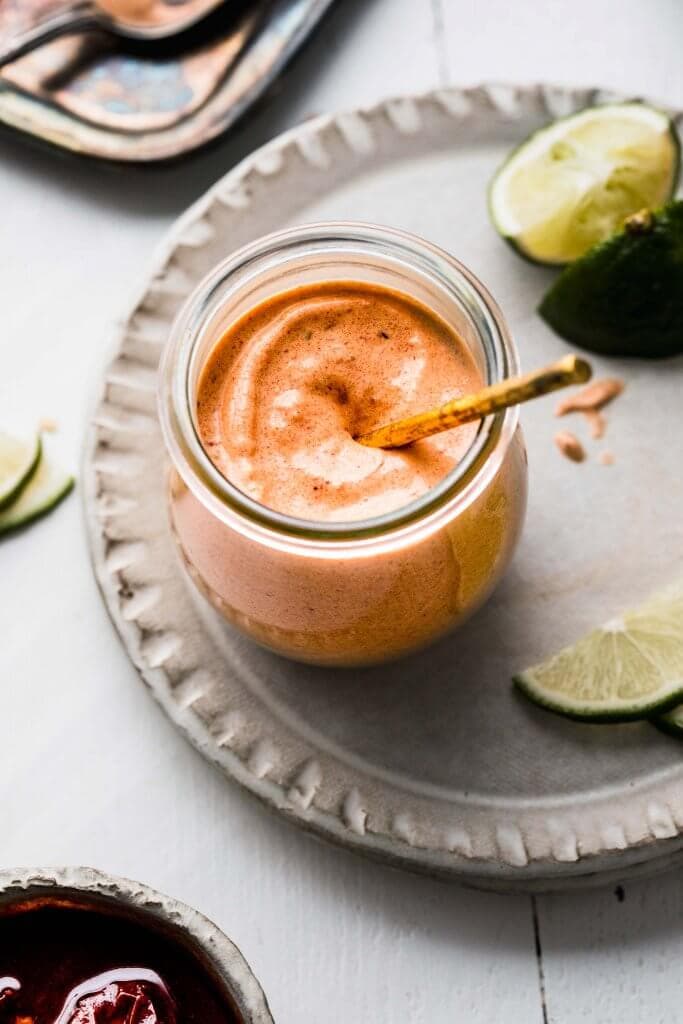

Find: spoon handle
357;355;593;449
0;0;98;68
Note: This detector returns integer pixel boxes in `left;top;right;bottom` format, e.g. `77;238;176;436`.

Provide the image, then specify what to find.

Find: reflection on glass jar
159;223;528;667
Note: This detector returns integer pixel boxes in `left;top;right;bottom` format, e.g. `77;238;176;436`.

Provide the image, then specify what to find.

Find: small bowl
0;867;274;1024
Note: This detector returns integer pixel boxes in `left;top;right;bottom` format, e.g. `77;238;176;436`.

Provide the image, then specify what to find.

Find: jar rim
158;221;520;549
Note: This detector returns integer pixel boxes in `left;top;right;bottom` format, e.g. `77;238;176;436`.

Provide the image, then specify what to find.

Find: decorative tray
0;0;334;161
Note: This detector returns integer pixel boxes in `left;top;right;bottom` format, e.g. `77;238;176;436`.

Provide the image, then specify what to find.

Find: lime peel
655;704;683;738
0;450;74;536
539;200;683;358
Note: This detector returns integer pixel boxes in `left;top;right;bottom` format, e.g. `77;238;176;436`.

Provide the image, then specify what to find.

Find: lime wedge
0;432;41;511
489;102;680;266
0;451;73;536
539;201;683;358
515;583;683;721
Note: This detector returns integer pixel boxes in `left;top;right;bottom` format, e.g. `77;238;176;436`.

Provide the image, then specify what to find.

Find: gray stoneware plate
84;83;683;891
0;867;274;1022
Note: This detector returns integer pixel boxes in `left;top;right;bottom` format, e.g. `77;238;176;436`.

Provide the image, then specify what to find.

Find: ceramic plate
84;83;683;890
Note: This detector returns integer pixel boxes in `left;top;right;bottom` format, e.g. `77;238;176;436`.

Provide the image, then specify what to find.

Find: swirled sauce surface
0;898;238;1023
197;282;484;522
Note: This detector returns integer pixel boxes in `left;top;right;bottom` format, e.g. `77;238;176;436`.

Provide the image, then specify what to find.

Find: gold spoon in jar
357;354;592;449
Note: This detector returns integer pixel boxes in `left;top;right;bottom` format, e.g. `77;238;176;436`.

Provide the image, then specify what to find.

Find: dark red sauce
0;895;240;1024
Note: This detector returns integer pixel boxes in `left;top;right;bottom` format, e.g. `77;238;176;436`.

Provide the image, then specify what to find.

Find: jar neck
159;222;519;548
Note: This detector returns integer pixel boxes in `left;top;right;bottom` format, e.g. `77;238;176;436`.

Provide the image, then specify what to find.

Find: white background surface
2;2;683;1021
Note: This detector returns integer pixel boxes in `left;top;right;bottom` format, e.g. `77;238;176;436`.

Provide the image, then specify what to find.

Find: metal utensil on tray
0;0;335;161
0;0;226;67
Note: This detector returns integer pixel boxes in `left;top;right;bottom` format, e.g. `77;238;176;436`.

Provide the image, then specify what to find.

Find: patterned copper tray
0;0;334;161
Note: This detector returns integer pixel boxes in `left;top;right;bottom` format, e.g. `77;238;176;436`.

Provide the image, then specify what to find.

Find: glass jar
159;223;527;667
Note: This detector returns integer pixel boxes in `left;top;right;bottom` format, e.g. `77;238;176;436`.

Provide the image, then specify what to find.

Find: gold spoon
357;354;592;449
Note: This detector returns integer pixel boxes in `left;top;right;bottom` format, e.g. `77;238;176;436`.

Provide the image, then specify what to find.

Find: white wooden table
2;2;683;1020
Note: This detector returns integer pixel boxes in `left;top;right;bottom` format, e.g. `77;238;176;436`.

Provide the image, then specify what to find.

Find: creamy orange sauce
197;282;484;522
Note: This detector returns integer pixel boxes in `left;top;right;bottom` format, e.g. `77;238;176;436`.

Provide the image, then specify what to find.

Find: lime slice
489;102;680;266
515;583;683;721
539;201;683;358
0;432;41;511
0;452;74;536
